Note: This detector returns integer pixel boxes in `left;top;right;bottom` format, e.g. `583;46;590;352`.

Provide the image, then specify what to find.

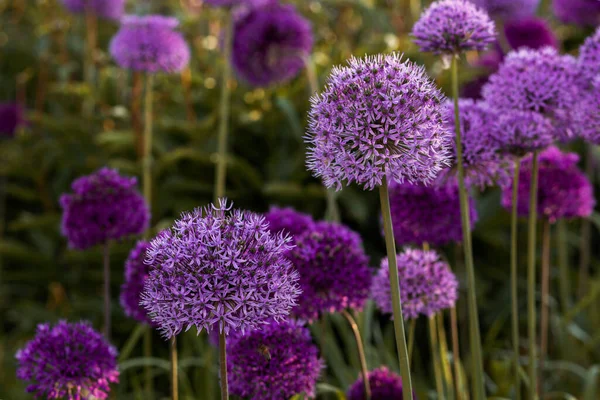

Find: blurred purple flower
0;102;25;138
60;167;149;250
574;78;600;144
470;0;539;20
348;367;408;400
109;15;190;73
579;26;600;81
504;17;558;50
306;53;452;191
553;0;600;26
120;241;153;325
141;199;301;338
61;0;125;20
16;321;119;400
263;206;315;244
491;109;554;157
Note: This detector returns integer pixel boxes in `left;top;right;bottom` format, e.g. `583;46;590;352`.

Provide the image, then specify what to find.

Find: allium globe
109;15;190;73
60;167;149;250
263;206;315;244
306;53;452;191
120;241;153;325
491;110;554;157
412;0;496;55
501;147;595;223
61;0;125;20
388;181;477;246
141;199;301;338
287;221;372;321
471;0;539;20
552;0;600;26
372;249;459;319
504;18;558;50
227;320;322;400
0;102;25;138
232;2;313;87
348;367;407;400
15;321;119;400
579;27;600;81
574;78;600;144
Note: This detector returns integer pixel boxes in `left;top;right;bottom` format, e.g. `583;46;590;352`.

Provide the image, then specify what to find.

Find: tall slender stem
171;337;179;400
219;331;229;400
408;318;416;367
429;316;445;400
527;150;540;400
103;241;111;340
341;309;371;400
379;177;414;400
132;72;144;159
539;220;551;396
214;12;233;202
451;56;485;399
557;220;570;313
144;326;153;397
450;307;463;400
578;146;594;297
438;313;454;399
510;158;521;400
83;6;97;118
143;74;154;212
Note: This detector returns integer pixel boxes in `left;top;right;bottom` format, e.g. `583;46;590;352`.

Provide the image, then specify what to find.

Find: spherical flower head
442;99;512;188
504;18;558;51
286;221;372;321
61;0;125;20
579;26;600;81
306;53;453;191
553;0;600;26
232;2;313;87
412;0;496;55
388;180;477;246
263;206;315;244
574;78;600;144
470;0;539;20
120;241;153;325
348;367;407;400
227;320;323;400
491;109;554;157
141;199;301;338
109;15;190;73
0;102;25;138
372;249;458;319
15;321;119;399
501;147;595;223
60;167;149;250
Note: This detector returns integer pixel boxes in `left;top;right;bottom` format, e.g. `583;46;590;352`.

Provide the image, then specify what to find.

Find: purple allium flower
286;221;372;321
412;0;496;55
227;320;323;400
348;367;407;400
109;15;190;73
501;146;595;223
372;249;459;319
470;0;539;20
61;0;125;20
60;167;149;250
579;26;600;81
491;110;554;157
552;0;600;26
15;321;119;400
442;99;512;188
504;18;558;50
574;78;600;144
204;0;270;7
263;206;315;244
0;102;25;138
306;53;452;191
388;181;477;246
141;199;301;338
120;241;153;325
232;2;313;87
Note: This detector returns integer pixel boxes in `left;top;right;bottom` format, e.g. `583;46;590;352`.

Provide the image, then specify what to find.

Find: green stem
450;307;463;400
510;158;521;400
171;337;179;400
214;12;233;202
557;220;570;313
219;331;229;400
143;74;154;215
429;316;445;400
451;56;485;399
83;6;97;118
438;313;454;400
408;318;416;367
144;326;153;397
379;177;414;400
539;220;551;397
527;150;540;400
103;241;111;340
341;309;371;400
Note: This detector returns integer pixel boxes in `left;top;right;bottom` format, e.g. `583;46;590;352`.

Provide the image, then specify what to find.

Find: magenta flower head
442;99;512;188
233;2;313;87
388;181;477;246
227;320;323;400
109;15;190;73
574;78;600;144
0;102;25;138
504;18;558;51
470;0;539;20
60;167;149;250
61;0;125;20
263;206;315;244
491;110;554;157
15;321;119;400
579;27;600;81
412;0;496;55
553;0;600;26
287;221;372;321
372;249;458;319
141;199;301;338
348;367;407;400
306;53;452;191
120;241;153;325
501;147;595;223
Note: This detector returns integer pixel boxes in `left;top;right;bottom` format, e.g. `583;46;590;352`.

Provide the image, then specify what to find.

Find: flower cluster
263;206;315;244
372;249;458;319
120;241;153;325
16;321;119;400
61;0;125;20
412;0;495;55
574;78;600;144
141;199;301;338
552;0;600;26
491;110;554;157
579;26;600;82
60;167;149;250
0;102;25;138
306;53;452;190
110;16;190;73
501;147;595;223
347;367;405;400
471;0;539;20
233;2;313;87
227;320;323;400
503;18;558;51
287;221;372;321
388;180;477;246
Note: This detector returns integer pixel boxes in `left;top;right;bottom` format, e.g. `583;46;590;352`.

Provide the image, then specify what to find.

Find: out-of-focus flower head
0;102;25;138
552;0;600;26
491;109;554;157
504;17;558;50
579;26;600;81
61;0;125;20
471;0;539;20
120;241;153;325
348;367;407;400
263;206;315;245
